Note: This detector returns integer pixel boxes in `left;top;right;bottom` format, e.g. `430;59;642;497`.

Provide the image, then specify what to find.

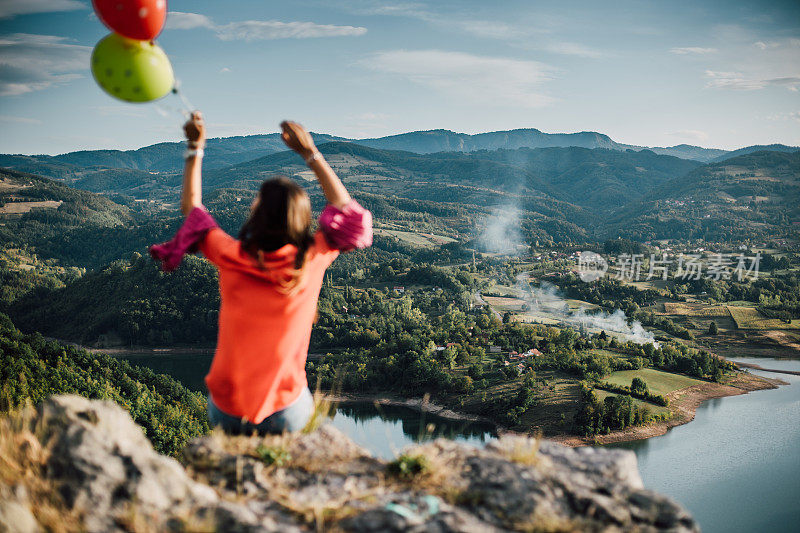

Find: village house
435;342;459;352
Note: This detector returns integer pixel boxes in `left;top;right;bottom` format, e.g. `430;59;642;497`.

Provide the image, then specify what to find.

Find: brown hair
238;177;314;294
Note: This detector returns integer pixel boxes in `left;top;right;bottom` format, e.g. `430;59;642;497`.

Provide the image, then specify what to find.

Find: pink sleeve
149;207;219;272
319;199;373;252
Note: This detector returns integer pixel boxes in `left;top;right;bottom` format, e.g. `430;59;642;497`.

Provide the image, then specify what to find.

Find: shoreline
325;371;783;448
729;360;800;376
325;393;498;427
551;371;784;447
54;339;789;448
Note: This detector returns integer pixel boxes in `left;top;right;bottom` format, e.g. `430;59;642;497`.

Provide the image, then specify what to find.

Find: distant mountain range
709;144;800;163
1;146;797;269
2;128;796;178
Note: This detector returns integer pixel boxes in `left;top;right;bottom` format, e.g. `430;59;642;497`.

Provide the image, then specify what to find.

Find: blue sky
0;0;798;155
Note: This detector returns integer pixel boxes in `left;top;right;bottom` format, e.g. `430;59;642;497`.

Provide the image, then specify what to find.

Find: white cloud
219;67;232;73
361;49;554;108
0;115;42;124
0;33;90;96
754;41;779;50
666;129;709;142
341;1;536;40
766;111;800;123
216;21;367;41
453;20;526;40
705;70;800;91
165;12;215;30
166;12;366;41
545;42;604;59
670;47;717;55
700;35;800;92
0;0;84;19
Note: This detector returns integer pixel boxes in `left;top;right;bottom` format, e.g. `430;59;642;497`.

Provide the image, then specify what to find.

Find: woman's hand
184;111;206;149
280;120;316;159
282;120;350;208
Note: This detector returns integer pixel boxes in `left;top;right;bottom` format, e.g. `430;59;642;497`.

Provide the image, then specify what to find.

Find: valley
1;133;797;447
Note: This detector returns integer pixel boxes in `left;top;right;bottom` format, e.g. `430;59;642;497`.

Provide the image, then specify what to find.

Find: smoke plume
478;204;522;255
517;277;656;345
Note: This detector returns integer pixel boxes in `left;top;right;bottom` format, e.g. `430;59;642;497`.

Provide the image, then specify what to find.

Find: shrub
255;445;291;467
387;454;430;479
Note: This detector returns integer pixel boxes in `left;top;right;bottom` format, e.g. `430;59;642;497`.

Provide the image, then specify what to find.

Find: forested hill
0;313;208;455
357;129;730;162
605;150;800;241
357;128;622;153
0;168;172;269
0;133;347;175
711;144;799;163
0;167;131;225
1;144;796;273
1;127;734;176
10;254;220;346
205;142;701;211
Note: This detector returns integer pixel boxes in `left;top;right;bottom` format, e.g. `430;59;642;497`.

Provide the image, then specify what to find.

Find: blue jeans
207;387;314;434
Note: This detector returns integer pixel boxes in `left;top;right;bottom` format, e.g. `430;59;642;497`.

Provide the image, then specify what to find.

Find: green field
604;368;705;397
595;389;671;416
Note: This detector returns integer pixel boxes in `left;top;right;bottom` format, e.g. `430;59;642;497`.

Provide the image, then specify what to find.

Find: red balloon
93;0;167;41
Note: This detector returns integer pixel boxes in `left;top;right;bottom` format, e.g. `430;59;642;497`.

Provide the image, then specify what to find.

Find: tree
630;377;649;396
708;321;718;335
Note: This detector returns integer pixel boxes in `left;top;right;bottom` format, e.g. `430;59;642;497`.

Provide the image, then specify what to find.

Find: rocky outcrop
0;395;698;532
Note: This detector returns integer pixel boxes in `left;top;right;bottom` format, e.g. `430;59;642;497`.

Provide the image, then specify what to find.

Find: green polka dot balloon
91;33;174;103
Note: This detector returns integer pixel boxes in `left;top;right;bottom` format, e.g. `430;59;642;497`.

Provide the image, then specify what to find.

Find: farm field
663;302;729;317
483;295;526;311
0;200;62;214
484;283;521;297
727;306;800;330
373;227;456;248
604;368;705;397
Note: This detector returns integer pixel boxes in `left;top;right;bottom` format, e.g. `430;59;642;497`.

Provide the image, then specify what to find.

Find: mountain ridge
6;127;789;178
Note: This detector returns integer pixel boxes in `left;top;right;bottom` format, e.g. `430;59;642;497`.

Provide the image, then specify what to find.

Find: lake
609;358;800;533
328;402;496;459
119;351;799;532
118;350;497;458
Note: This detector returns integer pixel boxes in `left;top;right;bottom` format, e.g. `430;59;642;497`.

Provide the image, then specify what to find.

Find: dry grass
728;306;800;330
0;404;83;533
303;384;337;434
0;200;63;215
663;302;728;317
497;437;541;466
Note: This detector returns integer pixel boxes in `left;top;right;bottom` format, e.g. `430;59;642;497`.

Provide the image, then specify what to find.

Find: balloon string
174;87;195;115
171;78;195;117
153;100;185;119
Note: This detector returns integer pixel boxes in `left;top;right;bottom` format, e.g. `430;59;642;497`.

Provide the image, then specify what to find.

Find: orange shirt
199;228;338;423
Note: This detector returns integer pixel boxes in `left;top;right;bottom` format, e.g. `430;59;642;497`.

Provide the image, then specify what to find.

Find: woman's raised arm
181;111;206;216
280;120;351;209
